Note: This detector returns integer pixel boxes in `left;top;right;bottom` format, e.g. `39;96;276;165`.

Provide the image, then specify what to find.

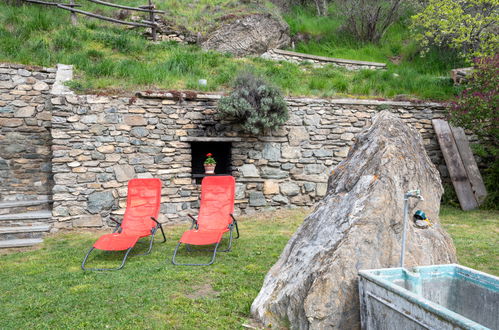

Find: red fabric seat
82;178;166;271
180;229;227;245
94;233;140;251
172;176;239;266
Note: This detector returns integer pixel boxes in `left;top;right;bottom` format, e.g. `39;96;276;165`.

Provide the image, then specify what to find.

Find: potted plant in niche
204;153;216;174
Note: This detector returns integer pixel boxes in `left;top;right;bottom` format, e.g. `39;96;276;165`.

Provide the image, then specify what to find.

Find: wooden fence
21;0;165;40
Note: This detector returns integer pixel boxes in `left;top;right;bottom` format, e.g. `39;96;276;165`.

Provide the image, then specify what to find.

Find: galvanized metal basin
359;264;498;330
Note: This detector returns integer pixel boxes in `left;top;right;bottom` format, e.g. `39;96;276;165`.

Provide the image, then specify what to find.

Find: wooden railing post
149;0;157;41
69;0;77;25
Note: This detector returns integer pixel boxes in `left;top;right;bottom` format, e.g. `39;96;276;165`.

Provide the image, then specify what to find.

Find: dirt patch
185;283;219;299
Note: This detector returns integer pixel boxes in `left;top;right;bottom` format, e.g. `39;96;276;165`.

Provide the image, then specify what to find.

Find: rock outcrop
201;13;290;56
251;111;457;329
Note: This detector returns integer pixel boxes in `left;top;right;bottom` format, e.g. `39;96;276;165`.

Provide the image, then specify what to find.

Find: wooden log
22;0;81;7
56;4;153;27
433;119;479;210
85;0;165;13
148;0;156;41
450;125;487;205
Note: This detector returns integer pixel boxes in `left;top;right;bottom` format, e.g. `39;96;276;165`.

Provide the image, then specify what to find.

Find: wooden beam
450;125;487;205
56;4;153;27
22;0;81;7
433;119;479;210
85;0;165;13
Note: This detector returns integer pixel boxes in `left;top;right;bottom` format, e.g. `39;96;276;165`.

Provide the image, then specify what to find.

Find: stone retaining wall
0;63;56;201
49;92;446;229
261;49;387;70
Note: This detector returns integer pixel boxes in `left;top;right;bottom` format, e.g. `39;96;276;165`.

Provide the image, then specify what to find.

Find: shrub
449;55;498;208
218;72;289;135
336;0;404;43
411;0;499;62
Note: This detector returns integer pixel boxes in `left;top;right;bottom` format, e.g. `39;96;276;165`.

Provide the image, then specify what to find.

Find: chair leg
81;247;133;271
133;225;166;256
218;228;234;253
171;241;220;266
234;220;240;239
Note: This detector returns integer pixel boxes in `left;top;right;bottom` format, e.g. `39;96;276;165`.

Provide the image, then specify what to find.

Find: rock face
251;111;457;329
201;14;290;56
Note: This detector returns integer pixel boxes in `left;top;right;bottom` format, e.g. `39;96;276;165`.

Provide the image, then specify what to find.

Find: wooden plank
85;0;165;13
56;4;153;27
432;119;479;210
450;125;487;205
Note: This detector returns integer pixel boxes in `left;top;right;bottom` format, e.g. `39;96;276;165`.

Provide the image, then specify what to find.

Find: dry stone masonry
0;63;55;201
49;91;447;229
0;63;451;231
261;49;387;70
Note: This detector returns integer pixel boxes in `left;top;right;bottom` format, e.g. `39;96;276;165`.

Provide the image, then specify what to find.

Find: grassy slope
0;2;460;100
0;207;497;328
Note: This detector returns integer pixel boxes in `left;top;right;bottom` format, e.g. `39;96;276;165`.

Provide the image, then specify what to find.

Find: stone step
0;238;43;249
0;210;52;222
0;225;51;234
0;225;51;240
0;199;52;209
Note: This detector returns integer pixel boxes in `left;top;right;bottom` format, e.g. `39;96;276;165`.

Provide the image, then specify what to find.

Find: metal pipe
400;190;423;268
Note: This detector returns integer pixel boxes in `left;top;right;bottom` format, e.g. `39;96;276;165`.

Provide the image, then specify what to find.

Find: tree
336;0;404;43
411;0;499;62
449;55;499;207
218;72;289;135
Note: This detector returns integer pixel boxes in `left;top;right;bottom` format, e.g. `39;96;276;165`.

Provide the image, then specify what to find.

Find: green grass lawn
0;2;460;100
0;206;496;328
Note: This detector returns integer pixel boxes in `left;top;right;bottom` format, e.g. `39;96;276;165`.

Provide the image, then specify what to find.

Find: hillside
0;1;464;100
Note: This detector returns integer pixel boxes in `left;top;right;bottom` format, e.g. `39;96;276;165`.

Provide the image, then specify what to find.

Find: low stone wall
261;49;386;70
49;92;446;229
0;63;56;201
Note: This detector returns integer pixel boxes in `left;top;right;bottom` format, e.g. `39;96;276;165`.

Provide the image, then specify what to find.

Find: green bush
449;55;498;209
218;72;289;135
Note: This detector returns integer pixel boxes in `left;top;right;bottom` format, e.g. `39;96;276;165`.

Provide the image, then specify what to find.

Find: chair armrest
230;214;237;223
150;216;160;225
110;217;121;225
188;213;198;229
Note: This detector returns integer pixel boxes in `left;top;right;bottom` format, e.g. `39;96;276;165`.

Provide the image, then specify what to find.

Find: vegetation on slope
0;1;462;99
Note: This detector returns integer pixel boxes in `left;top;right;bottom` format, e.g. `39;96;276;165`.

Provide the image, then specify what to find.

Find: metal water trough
359;264;498;330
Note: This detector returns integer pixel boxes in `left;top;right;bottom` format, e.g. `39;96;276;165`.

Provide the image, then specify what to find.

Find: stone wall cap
180;137;243;142
271;49;387;67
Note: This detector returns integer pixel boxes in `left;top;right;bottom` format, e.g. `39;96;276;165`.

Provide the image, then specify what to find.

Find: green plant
218;72;289;135
411;0;499;62
204;153;216;165
449;55;499;209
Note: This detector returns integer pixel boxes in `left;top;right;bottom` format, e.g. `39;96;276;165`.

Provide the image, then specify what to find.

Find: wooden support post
149;0;157;41
69;0;77;25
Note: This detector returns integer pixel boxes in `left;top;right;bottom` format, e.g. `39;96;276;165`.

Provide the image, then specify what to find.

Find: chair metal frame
171;214;239;266
81;216;166;271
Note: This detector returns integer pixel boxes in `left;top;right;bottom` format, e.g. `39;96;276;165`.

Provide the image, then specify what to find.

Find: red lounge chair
172;175;239;266
82;178;165;271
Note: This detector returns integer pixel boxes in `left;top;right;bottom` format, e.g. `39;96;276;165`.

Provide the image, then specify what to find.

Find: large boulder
201;13;290;57
251;111;457;329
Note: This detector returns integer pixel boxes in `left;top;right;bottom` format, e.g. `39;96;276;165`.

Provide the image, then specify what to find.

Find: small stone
124;115;147;126
261;167;287;179
280;182;300;196
15;106;35;117
87;191;115;214
113;164;135;182
249;191;266;206
288;126;309;146
263;180;280;195
262;143;281;161
97;145;115;153
240;164;259;178
281;146;301;159
131;127;149;137
33;81;49;91
272;195;289;204
73;214;103;227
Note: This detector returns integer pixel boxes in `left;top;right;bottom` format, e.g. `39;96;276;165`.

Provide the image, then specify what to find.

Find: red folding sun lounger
82;178;165;271
172;175;239;266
